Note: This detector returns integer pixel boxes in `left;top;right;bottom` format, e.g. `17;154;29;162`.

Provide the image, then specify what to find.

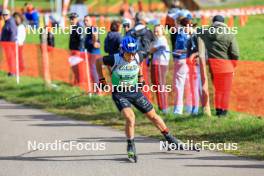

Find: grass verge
0;72;263;160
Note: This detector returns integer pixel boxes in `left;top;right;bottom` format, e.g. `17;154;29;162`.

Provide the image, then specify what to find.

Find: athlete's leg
144;108;167;132
121;107;136;139
121;107;137;159
144;108;186;149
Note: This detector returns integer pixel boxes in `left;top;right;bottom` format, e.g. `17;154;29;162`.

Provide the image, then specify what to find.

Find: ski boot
163;133;200;152
127;139;138;163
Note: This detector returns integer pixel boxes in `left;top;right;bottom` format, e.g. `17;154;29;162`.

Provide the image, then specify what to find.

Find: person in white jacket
150;24;170;113
13;12;26;72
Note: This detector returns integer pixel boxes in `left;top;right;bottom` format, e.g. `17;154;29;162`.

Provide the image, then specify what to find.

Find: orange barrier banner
230;60;264;116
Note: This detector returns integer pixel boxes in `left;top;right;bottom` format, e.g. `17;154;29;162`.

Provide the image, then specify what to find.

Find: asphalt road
0;100;263;176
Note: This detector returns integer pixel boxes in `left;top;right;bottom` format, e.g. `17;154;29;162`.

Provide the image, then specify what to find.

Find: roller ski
127;139;138;163
163;133;200;152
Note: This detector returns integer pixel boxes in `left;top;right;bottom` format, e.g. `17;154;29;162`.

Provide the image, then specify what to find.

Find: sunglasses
69;17;77;20
123;24;130;28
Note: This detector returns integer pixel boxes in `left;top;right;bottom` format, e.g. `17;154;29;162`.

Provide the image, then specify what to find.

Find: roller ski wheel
163;133;200;152
127;151;138;163
127;139;137;163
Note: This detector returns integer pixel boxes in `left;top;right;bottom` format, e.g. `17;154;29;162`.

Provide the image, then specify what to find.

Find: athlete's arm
138;65;144;81
96;55;115;79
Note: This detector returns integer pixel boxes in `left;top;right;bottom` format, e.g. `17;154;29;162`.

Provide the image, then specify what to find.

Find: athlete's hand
189;53;199;65
99;78;107;90
94;42;101;48
137;75;145;89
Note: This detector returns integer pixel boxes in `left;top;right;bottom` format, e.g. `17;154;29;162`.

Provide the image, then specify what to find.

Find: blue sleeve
175;33;186;51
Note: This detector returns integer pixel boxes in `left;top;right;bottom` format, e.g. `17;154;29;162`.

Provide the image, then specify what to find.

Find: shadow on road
159;155;247;161
67;136;159;143
5;114;72;122
0;152;189;163
184;164;264;169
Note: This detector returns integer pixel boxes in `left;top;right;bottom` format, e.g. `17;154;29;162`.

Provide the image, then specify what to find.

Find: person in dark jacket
202;15;239;117
68;13;83;51
104;20;122;55
130;12;155;59
68;12;83;85
1;9;17;42
1;9;18;76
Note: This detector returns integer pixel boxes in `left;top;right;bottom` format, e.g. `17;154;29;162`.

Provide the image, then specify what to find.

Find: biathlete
96;36;196;162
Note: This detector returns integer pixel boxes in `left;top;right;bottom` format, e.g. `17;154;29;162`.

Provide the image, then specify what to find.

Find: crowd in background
0;3;39;76
0;1;239;117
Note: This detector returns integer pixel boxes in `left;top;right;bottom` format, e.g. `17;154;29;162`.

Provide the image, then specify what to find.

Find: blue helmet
121;36;138;54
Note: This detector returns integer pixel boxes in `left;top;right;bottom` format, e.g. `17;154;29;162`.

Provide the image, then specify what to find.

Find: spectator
181;18;202;115
130;12;155;59
150;24;170;113
173;17;195;115
165;1;182;50
24;3;39;28
1;9;17;42
13;12;26;73
68;12;83;85
68;12;83;51
122;18;133;36
1;9;17;76
187;27;211;116
104;20;122;55
83;15;101;84
39;26;55;48
202;15;239;117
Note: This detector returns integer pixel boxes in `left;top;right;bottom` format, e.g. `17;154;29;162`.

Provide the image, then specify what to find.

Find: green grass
236;15;264;61
0;72;263;160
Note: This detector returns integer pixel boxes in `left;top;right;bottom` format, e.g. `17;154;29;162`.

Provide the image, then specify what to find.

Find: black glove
137;75;145;89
